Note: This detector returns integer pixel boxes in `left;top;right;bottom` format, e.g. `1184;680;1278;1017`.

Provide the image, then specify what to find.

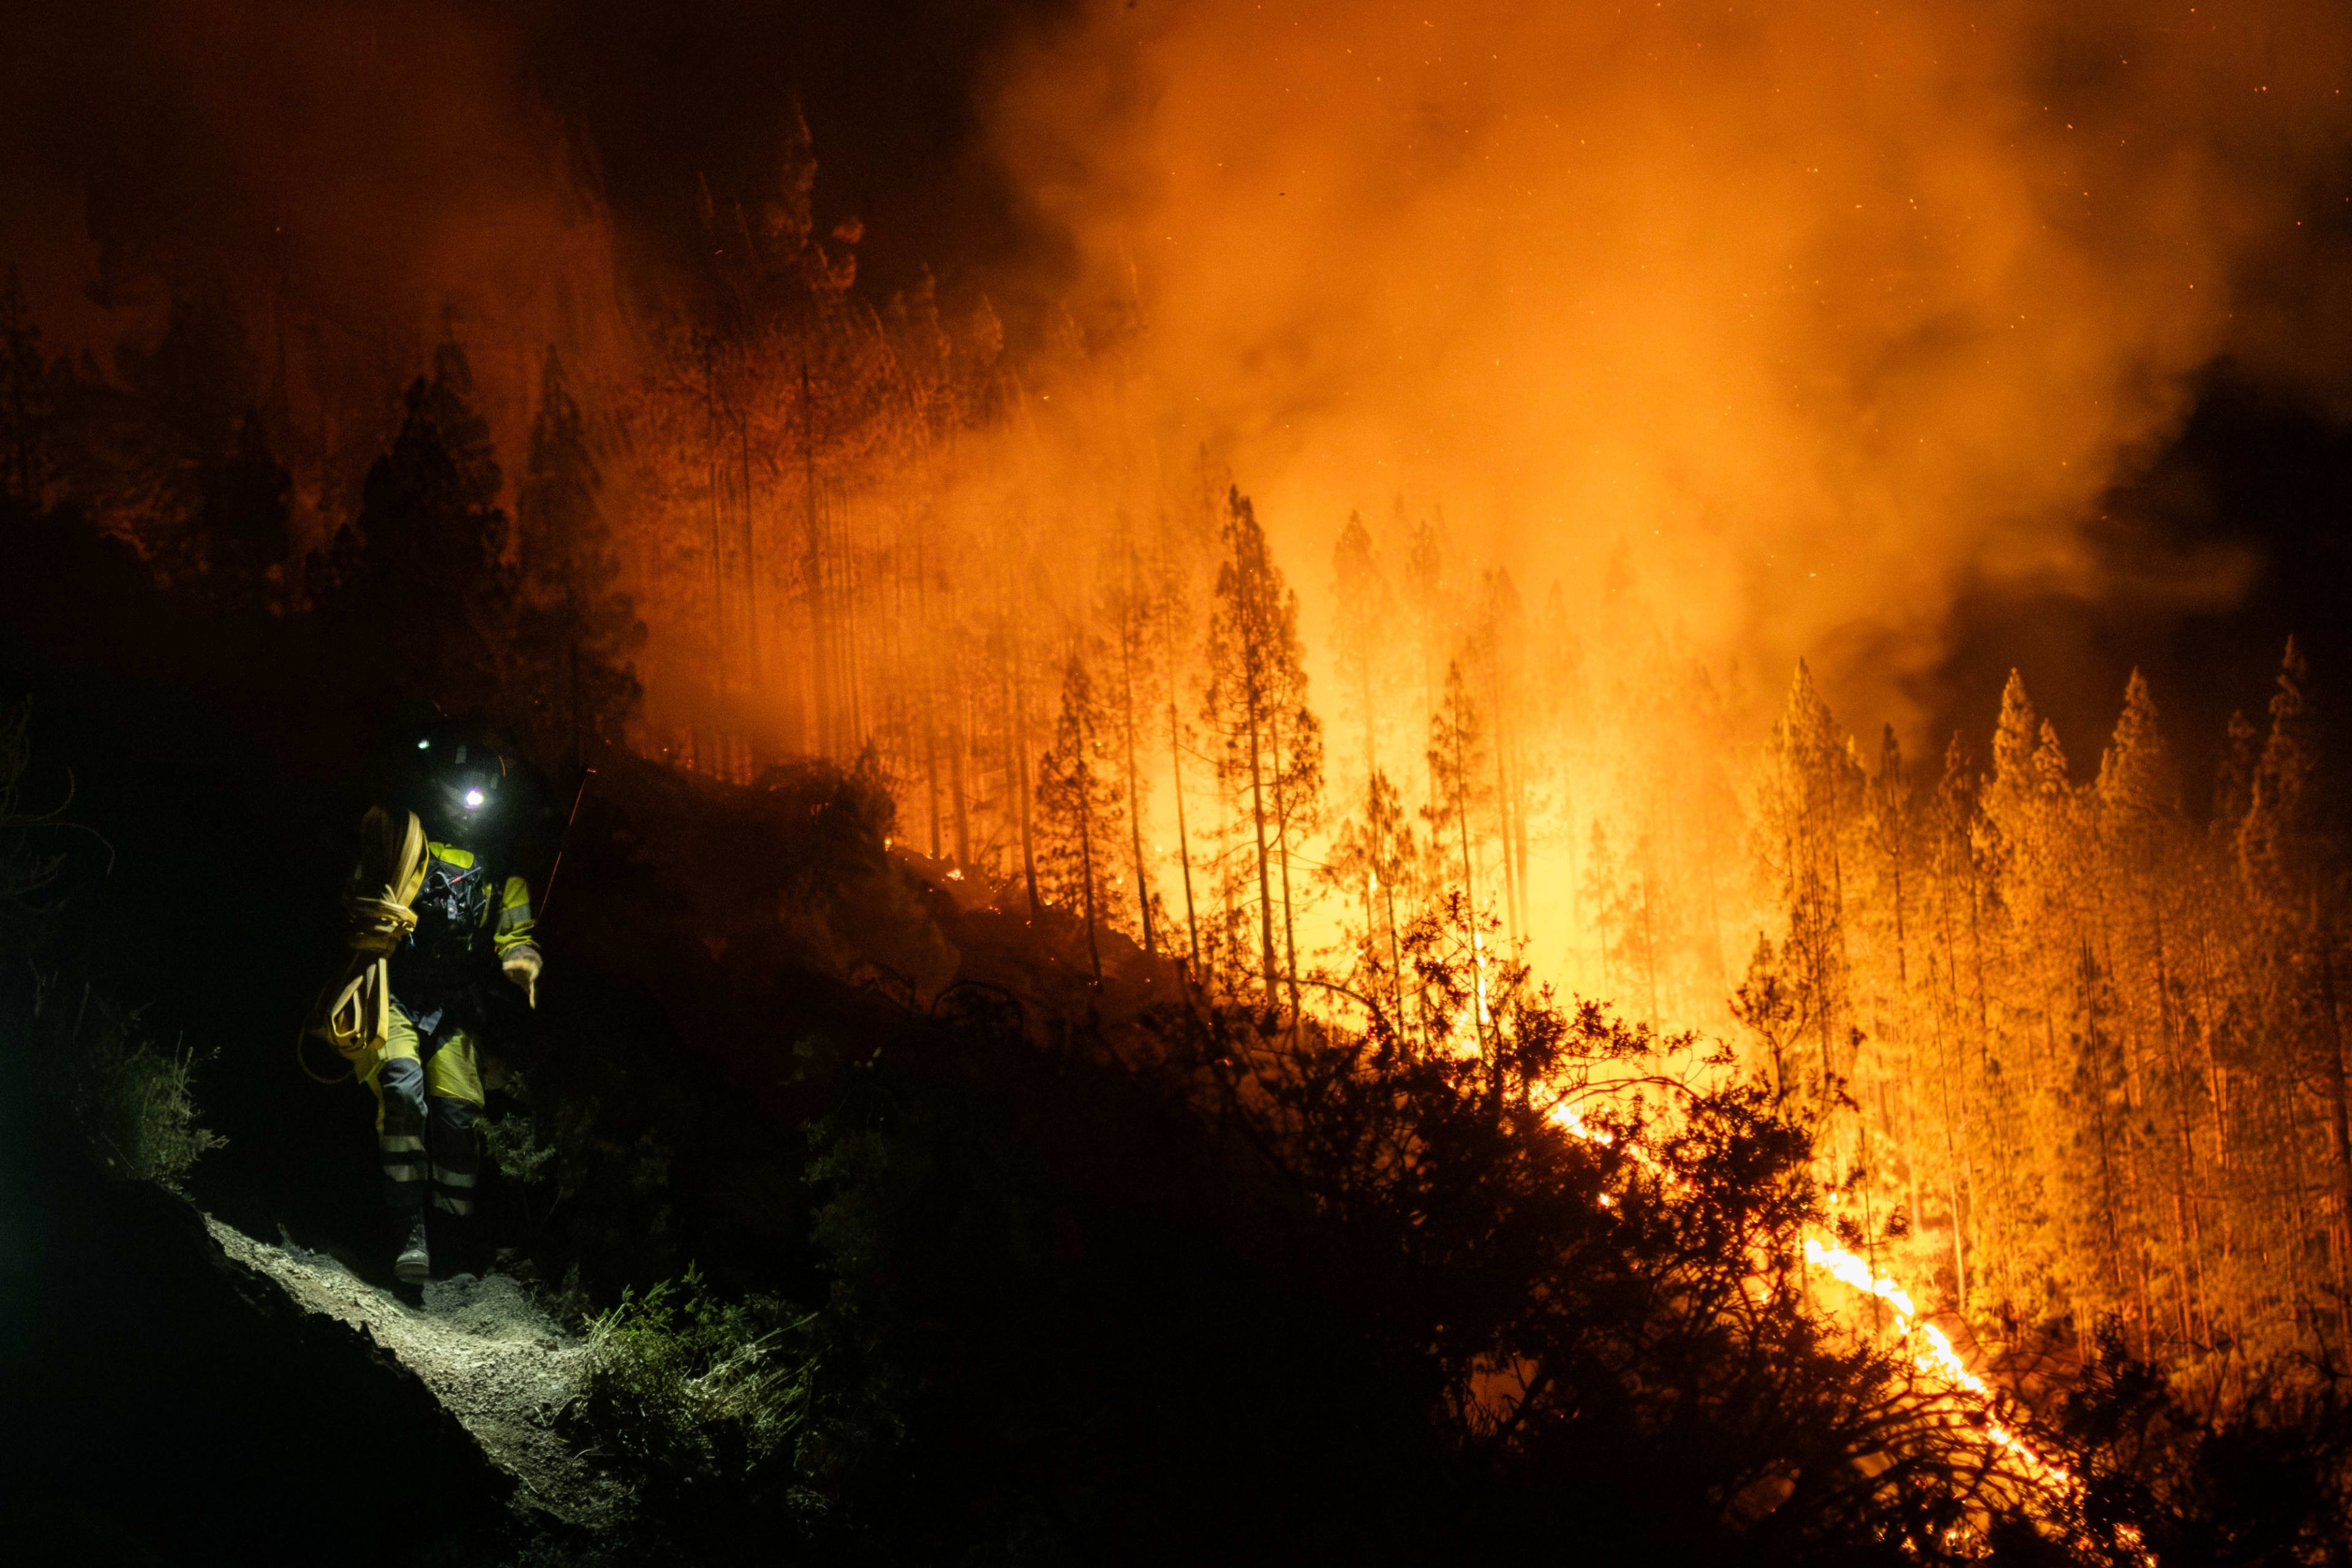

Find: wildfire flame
1545;1090;2137;1551
1801;1237;2074;1494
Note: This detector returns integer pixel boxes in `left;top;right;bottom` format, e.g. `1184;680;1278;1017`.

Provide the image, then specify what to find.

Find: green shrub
32;982;223;1188
576;1263;815;1517
480;1109;557;1186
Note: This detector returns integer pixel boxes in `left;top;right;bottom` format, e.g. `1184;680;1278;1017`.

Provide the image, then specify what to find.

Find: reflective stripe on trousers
426;1093;479;1216
374;1057;480;1216
376;1057;429;1205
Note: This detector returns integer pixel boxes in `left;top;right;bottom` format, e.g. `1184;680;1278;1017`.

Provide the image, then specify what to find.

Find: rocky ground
206;1216;631;1532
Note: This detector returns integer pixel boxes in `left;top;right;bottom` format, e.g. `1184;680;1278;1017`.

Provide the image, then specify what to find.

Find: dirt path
206;1216;629;1529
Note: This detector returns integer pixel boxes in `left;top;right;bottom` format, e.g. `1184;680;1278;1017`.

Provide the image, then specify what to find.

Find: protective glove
502;946;542;1010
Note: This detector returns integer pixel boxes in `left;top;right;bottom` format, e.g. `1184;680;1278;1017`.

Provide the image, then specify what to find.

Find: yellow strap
304;808;428;1079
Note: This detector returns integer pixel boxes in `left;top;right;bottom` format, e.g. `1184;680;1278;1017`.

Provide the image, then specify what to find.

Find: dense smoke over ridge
988;0;2352;729
8;1;2352;733
4;2;2352;742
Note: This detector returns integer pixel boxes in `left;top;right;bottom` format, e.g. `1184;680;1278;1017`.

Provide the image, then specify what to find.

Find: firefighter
349;728;543;1285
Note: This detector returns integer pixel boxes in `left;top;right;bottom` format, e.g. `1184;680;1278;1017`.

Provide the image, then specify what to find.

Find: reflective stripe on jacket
416;841;538;959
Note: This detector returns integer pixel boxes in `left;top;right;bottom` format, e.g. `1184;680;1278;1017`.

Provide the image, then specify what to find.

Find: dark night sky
0;0;1075;347
1926;366;2352;800
516;0;1077;306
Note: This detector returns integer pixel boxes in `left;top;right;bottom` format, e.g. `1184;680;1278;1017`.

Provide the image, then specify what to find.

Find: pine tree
2061;937;2137;1338
322;339;511;710
1611;827;1668;1032
1850;723;1921;1280
1978;669;2045;913
1425;659;1500;1050
1424;660;1492;916
1401;505;1452;810
2212;708;2262;840
2235;639;2352;1338
197;410;292;606
1153;526;1206;973
1202;488;1323;1015
1469;568;1529;943
1321;767;1417;1030
2237;639;2323;896
1329;510;1392;794
513;346;644;768
1752;663;1864;1122
108;284;255;584
1975;672;2088;1335
2092;671;2201;1354
1733;933;1807;1112
1864;724;1916;995
2097;671;2177;827
1037;646;1126;981
1924;731;1988;1317
1099;530;1161;956
1581;819;1621;1003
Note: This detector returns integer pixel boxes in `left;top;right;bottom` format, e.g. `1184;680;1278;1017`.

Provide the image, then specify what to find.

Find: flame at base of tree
1529;989;2132;1554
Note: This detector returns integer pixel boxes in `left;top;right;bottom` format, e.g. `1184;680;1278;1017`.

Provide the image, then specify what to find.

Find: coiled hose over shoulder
298;807;428;1085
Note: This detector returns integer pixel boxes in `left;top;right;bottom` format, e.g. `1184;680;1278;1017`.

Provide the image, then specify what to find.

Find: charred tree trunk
1170;692;1202;973
1246;694;1278;1008
1272;706;1302;1021
802;356;827;756
2321;919;2352;1345
1014;655;1041;919
1120;611;1154;956
951;680;973;867
703;348;728;704
1078;755;1103;983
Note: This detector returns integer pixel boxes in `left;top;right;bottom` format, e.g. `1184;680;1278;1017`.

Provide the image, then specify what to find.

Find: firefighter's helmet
402;725;511;840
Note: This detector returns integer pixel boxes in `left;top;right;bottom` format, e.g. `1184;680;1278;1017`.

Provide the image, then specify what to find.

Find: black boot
394;1216;431;1284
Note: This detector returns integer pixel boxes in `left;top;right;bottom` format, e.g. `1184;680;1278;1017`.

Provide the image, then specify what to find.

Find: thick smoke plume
16;2;2350;728
989;0;2352;726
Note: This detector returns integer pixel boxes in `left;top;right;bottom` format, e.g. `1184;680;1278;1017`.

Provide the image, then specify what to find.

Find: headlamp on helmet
409;732;507;830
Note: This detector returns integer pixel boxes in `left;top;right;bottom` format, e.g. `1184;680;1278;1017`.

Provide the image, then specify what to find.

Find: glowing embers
1545;1101;1616;1146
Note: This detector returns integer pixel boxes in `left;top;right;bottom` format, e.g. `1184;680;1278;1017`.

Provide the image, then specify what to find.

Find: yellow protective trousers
360;1001;484;1218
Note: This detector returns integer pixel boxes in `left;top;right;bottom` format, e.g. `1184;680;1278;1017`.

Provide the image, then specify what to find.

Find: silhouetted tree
317;339;510;710
1329;508;1392;793
1099;528;1162;956
511;346;643;768
2056;1321;2352;1566
1751;662;1864;1129
196;410;291;607
1203;487;1323;1014
1036;645;1126;980
104;284;254;584
1321;767;1417;1031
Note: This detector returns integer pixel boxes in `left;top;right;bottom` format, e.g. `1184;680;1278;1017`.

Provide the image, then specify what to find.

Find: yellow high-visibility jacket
405;840;539;971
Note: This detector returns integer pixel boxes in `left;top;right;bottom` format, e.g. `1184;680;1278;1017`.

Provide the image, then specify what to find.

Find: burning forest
7;1;2352;1562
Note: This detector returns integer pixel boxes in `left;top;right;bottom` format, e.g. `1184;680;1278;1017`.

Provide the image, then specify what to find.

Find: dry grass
32;981;224;1188
575;1264;813;1504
